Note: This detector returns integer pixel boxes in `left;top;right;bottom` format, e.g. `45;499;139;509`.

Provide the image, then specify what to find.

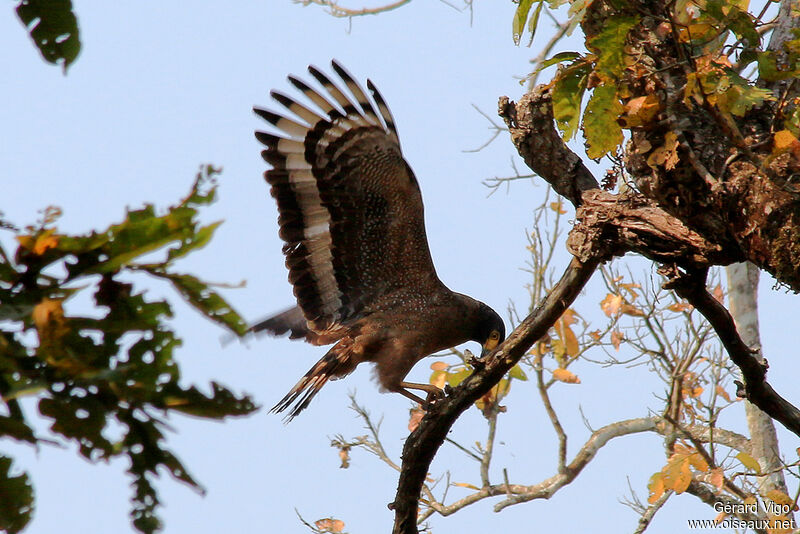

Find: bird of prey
253;61;505;419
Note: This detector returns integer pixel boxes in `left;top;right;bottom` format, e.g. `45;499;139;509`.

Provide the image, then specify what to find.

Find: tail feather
271;342;355;421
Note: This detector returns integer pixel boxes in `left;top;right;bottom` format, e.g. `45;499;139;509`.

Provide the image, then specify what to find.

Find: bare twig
391;257;599;533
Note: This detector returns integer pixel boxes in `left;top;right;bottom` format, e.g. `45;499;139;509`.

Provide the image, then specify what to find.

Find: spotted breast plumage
253;61;505;419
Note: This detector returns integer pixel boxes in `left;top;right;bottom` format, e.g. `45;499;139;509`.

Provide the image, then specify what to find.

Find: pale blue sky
2;2;797;533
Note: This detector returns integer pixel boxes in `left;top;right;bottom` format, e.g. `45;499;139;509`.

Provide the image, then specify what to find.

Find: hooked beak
481;338;499;358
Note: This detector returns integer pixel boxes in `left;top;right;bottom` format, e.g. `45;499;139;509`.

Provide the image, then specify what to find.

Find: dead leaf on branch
314;518;345;533
552;368;581;384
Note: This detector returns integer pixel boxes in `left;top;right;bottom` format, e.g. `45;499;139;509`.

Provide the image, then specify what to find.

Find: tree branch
391;257;599;533
662;266;800;437
498;87;599;207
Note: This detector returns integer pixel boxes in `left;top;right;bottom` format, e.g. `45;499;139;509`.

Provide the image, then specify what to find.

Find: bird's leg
398;381;446;409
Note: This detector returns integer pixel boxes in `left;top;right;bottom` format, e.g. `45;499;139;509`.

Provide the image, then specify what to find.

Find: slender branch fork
391;257;599;533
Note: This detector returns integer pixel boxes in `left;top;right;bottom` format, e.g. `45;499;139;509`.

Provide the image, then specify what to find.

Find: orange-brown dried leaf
552;368;581;384
408;406;425;432
452;481;481;490
715;385;732;403
601;293;623;317
688;452;709;472
668;301;693;313
315;518;345;533
620;303;644;317
338;446;351;469
611;329;624;350
647;471;665;504
549;201;567;214
712;284;725;304
709;467;724;490
430;361;448;371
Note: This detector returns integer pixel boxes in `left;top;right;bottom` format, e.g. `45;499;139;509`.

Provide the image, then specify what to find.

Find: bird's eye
490;330;500;341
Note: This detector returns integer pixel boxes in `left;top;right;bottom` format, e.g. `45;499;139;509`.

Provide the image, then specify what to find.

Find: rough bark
391;2;800;531
391;258;598;533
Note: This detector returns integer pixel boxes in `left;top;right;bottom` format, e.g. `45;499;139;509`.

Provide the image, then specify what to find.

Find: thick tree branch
662;266;800;437
499;88;599;207
391;257;599;534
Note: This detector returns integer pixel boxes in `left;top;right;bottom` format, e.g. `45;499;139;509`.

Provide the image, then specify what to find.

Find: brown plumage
253;61;505;419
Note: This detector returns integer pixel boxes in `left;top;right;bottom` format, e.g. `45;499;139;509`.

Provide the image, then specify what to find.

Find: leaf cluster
0;166;256;533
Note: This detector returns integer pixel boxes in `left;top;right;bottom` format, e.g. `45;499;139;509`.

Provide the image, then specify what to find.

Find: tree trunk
726;262;791;516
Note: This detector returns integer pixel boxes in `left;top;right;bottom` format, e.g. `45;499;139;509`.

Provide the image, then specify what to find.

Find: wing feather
255;61;440;334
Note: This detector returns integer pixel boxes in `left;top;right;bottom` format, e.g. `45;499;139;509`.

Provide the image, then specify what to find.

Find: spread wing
255;61;441;335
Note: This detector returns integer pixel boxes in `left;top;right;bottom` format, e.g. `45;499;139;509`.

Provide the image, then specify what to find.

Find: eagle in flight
253;61;505;419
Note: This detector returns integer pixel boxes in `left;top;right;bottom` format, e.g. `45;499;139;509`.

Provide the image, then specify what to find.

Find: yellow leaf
601;294;623;317
773;129;800;156
674;458;692;493
429;370;447;390
647;131;680;170
736;452;762;474
677;23;718;43
688;452;709;472
549;201;567;214
32;298;64;331
34;231;59;255
621;94;661;127
452;482;481;490
552;368;581;384
647;472;665;504
766;489;794;506
684;72;703;106
554;314;580;357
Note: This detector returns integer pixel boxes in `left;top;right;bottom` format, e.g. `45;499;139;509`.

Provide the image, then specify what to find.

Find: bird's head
474;303;506;358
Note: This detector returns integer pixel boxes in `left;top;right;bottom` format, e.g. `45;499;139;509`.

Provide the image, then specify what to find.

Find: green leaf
583;84;624;159
757;51;800;82
536;51;583;73
162;382;259;419
526;1;545;47
587;15;639;79
512;0;535;46
15;0;80;73
167;221;222;261
508;364;528;381
0;416;37;444
447;368;471;387
552;60;591;141
720;79;775;116
147;271;249;336
0;456;34;534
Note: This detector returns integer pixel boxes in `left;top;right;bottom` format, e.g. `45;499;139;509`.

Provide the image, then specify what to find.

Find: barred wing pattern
254;61;440;340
